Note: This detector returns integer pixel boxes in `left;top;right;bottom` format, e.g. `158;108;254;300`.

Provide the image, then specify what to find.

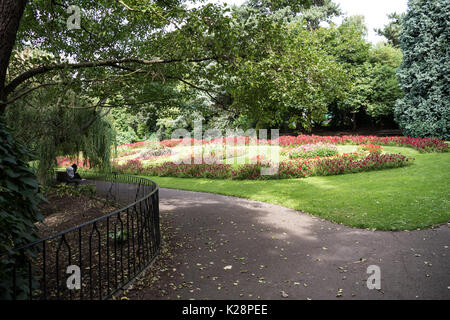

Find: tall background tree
0;0;27;113
394;0;450;140
375;12;405;48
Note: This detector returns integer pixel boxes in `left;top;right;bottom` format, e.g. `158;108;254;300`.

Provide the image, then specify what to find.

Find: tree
242;0;316;14
227;21;349;132
5;87;114;184
311;15;404;131
0;1;243;183
301;0;341;30
191;1;349;133
366;44;403;122
315;16;371;129
0;1;236;297
0;0;27;113
243;0;341;29
1;1;233;115
375;12;405;48
395;0;450;140
4;48;116;184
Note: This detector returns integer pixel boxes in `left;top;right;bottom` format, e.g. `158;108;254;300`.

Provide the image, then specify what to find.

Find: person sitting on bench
66;163;82;180
71;163;82;179
66;165;75;179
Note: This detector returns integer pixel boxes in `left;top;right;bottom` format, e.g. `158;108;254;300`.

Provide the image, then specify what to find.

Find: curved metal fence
2;173;160;300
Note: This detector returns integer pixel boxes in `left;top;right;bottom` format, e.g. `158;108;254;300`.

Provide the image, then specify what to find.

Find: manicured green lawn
143;146;450;231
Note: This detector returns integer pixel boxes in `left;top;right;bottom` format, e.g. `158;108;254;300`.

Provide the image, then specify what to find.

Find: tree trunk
352;112;357;132
0;0;27;114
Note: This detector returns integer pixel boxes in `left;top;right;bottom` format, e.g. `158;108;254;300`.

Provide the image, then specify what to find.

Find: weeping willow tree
5;86;114;184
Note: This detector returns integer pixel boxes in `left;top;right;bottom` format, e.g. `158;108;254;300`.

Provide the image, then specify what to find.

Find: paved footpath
126;188;450;300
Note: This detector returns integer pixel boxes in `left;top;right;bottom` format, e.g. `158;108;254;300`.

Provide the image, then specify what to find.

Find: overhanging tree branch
6;69;143;105
167;75;223;105
4;56;219;98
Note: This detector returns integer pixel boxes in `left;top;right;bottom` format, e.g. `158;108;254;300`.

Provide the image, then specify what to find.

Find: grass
140;146;450;231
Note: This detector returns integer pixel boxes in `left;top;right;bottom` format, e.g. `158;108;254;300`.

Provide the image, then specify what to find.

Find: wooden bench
56;171;81;187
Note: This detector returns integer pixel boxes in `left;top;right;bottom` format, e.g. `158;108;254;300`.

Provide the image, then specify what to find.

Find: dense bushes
0;122;44;299
51;184;97;198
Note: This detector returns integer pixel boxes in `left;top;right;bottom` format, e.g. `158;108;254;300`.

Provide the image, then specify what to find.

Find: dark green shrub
53;184;96;198
0;122;44;299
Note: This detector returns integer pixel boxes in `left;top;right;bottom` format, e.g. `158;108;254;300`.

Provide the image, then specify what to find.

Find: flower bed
116;135;449;154
111;152;413;180
312;153;411;176
146;162;234;179
111;159;144;174
277;135;449;153
116;141;148;149
68;134;447;179
288;142;338;159
57;135;442;179
357;144;383;154
56;157;90;169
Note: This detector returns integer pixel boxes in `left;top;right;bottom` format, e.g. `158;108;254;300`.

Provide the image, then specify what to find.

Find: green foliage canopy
395;0;450;140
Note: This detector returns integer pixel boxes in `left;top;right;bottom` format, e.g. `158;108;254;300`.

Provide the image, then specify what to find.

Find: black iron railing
1;173;160;300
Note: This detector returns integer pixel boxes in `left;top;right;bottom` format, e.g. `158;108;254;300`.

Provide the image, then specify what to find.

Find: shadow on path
126;189;450;300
